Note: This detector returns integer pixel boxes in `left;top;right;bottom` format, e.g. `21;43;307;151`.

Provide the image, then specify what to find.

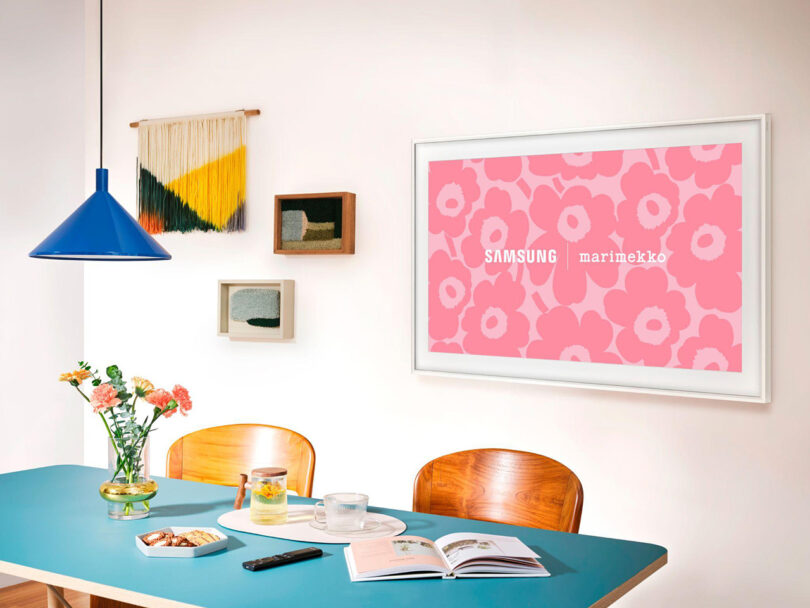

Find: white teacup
313;493;370;532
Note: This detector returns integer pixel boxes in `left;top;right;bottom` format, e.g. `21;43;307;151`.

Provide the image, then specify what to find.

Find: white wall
83;1;810;605
0;0;85;587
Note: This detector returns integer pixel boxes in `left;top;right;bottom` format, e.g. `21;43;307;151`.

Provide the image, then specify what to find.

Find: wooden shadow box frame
274;192;356;255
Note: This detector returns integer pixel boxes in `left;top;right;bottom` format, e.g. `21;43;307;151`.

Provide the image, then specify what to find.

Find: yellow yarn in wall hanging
137;111;247;233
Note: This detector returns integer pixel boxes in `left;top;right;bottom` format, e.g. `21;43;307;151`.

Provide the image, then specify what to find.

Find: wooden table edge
589;551;668;608
0;561;200;608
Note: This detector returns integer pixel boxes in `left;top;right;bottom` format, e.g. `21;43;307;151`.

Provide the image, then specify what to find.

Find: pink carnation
146;388;173;409
90;383;121;414
171;385;192;416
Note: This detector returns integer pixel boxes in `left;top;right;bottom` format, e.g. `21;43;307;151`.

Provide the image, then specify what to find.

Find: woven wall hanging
135;110;254;234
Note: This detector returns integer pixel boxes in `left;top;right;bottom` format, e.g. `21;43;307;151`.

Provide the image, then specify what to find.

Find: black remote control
242;547;323;571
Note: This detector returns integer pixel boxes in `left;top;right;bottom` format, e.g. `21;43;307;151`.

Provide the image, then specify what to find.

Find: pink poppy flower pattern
665;144;741;188
677;315;741;372
461;272;529;357
527;307;621;365
428;160;480;237
529;150;623;180
527;185;619;305
617;163;680;254
461;187;528;275
484;156;523;182
666;184;741;312
605;267;690;366
427;143;742;371
428;250;471;340
431;341;463;354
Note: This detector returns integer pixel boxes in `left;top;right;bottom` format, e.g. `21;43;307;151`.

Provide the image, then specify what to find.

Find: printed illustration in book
345;533;550;581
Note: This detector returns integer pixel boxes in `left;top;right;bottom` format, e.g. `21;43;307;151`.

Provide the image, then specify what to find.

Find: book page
435;533;540;570
349;536;450;578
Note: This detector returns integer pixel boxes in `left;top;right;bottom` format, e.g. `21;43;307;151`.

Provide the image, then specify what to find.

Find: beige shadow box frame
218;280;295;341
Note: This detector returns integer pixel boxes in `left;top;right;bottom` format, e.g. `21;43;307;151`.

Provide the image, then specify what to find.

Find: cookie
181;530;219;546
142;531;167;545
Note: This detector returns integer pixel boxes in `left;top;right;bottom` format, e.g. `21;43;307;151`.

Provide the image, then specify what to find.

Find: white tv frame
412;115;770;403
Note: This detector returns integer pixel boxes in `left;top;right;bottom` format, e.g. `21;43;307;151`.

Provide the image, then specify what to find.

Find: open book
344;533;550;581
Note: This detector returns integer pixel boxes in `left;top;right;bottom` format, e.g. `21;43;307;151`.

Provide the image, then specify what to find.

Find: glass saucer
309;516;381;535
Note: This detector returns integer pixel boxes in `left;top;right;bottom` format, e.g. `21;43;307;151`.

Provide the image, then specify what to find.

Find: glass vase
99;436;158;520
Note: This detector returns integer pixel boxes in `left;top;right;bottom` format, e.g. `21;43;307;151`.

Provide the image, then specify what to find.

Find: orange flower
131;376;155;397
59;369;92;385
89;383;121;413
146;389;173;409
255;482;284;499
171;385;192;416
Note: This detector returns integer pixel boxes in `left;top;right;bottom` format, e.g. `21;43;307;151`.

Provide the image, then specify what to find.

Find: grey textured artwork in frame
230;288;281;328
281;210;307;241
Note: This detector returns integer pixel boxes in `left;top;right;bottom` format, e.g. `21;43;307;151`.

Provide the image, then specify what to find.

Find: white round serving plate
217;504;406;544
309;517;380;532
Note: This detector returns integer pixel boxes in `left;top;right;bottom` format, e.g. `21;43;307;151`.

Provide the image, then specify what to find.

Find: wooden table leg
90;594;142;608
45;586;70;608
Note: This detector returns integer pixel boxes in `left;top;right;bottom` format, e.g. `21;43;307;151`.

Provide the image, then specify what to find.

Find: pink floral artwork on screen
427;143;743;371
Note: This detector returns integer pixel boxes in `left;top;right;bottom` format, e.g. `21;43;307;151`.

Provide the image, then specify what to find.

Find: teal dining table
0;466;666;607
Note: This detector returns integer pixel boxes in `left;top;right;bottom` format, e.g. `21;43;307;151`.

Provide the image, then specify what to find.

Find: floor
0;582;90;608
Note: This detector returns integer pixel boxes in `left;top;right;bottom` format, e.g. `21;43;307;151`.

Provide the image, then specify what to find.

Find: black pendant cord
99;0;103;168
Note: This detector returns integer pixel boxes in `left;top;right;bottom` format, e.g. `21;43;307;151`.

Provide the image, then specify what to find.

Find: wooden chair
413;448;583;533
166;423;316;497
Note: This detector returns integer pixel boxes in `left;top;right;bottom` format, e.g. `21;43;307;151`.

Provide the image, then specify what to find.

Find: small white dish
309;516;381;534
136;527;228;558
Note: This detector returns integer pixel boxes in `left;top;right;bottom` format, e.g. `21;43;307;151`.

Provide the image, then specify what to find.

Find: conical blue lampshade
29;168;171;260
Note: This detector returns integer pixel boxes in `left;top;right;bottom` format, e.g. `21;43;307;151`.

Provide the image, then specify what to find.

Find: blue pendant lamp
30;0;170;261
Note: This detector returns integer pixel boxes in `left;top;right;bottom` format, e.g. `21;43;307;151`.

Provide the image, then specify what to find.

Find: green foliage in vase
60;361;193;492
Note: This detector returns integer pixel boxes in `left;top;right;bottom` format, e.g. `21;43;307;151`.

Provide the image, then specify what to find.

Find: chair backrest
413;448;583;532
166;424;316;497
